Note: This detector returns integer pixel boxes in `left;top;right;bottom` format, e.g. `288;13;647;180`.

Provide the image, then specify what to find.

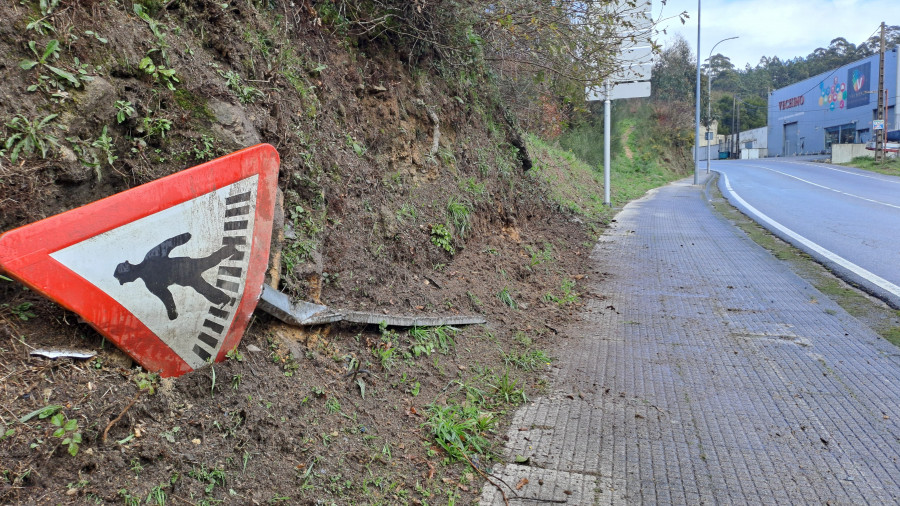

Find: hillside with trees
704;26;900;136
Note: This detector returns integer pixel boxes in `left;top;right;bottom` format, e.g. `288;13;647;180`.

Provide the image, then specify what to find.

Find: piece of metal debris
30;349;97;360
258;284;486;327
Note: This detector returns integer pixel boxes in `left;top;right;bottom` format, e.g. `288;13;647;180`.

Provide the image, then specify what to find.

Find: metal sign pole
585;0;652;202
693;0;702;184
604;80;611;206
706;72;711;173
876;22;885;162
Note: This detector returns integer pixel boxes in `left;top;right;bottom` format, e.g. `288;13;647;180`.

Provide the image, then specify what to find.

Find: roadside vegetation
842;155;900;176
528;109;691;239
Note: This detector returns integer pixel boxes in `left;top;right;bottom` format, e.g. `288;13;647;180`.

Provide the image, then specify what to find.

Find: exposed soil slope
0;2;602;504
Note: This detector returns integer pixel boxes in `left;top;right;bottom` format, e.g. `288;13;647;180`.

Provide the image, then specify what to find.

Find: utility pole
876;21;886;162
692;0;702;184
706;76;711;171
731;94;736;158
736;94;741;159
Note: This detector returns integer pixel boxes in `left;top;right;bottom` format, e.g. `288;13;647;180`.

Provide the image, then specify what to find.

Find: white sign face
586;0;653;101
618;46;653;63
874;120;885;130
51;175;259;369
587;81;652;101
609;63;653;83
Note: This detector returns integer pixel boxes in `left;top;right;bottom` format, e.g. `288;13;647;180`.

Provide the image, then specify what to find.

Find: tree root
102;391;141;443
457;446;513;506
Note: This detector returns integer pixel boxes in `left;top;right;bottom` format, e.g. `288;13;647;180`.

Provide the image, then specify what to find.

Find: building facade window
825;123;856;148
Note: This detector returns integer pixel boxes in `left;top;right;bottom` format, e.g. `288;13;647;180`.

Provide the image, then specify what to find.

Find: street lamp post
705;37;738;174
693;0;702;185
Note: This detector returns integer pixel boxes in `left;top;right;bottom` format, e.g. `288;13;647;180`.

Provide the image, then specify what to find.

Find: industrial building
767;46;899;157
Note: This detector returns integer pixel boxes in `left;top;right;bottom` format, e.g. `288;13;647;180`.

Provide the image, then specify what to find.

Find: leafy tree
713;94;765;136
313;0;687;135
858;25;900;55
316;0;671;90
715;95;737;136
651;35;696;104
706;53;735;80
739;95;767;130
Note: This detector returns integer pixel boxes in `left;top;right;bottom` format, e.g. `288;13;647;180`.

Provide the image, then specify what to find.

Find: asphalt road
712;158;900;308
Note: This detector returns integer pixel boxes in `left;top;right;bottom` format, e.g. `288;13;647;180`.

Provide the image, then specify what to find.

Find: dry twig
458;446;512;506
102;391;141;443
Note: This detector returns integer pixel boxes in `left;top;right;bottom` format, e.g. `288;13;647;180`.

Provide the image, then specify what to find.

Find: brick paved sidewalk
481;178;900;505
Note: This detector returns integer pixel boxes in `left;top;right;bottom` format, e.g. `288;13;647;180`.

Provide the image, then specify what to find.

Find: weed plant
424;403;492;462
430;223;455;254
497;287;517;309
446;196;472;237
49;412;82;456
503;349;551;371
459;176;486;198
20;39;91;92
189;464;226;494
133;4;170;61
2;302;36;321
218;69;263;103
115;101;136;124
488;369;527;404
26;0;59;35
408;326;456;357
4;113;60;162
139;56;179;91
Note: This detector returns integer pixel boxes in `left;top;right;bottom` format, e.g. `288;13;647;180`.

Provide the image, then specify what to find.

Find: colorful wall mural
846;62;871;109
819;75;848;112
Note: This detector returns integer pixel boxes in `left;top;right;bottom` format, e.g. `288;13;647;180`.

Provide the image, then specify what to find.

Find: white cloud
653;0;899;69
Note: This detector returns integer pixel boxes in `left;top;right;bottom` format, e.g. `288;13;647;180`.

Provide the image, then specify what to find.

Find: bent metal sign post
0;144;279;377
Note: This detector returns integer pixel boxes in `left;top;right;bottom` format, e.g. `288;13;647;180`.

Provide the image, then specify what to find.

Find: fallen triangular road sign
0;144;280;377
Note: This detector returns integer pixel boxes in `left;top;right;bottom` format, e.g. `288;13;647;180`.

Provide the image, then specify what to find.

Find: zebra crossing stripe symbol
0;144;280;377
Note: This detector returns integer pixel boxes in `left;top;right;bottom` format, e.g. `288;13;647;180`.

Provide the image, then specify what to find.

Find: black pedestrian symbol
114;233;239;320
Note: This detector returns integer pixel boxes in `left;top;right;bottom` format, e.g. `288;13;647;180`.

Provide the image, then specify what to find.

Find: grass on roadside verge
841;156;900;176
526;129;689;237
708;175;900;347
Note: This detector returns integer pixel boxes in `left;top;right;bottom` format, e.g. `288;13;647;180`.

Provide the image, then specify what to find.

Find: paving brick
482;179;900;504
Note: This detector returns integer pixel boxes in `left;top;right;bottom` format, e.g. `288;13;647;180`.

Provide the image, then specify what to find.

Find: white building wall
738;127;768;149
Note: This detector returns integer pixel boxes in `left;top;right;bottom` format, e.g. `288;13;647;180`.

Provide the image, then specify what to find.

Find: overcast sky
653;0;899;69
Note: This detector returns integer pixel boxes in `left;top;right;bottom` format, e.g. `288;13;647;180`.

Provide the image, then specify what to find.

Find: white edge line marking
731;159;900;185
720;172;900;299
783;160;900;184
740;164;900;210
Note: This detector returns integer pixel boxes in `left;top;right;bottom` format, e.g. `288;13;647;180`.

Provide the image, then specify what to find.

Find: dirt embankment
0;2;600;504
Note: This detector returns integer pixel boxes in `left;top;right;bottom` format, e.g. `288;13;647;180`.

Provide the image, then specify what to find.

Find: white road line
738;164;900;210
781;160;900;184
719;172;900;300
